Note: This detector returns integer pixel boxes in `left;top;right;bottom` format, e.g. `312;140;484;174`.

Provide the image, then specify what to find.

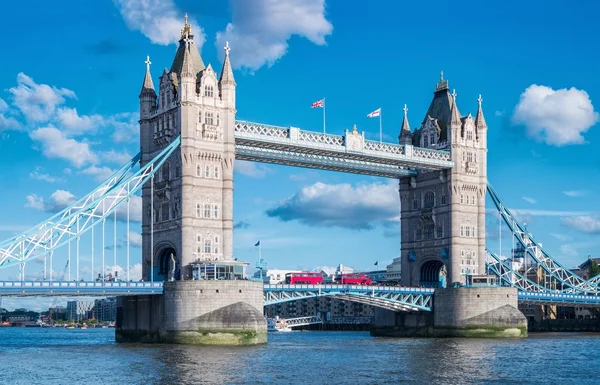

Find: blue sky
1;0;600;309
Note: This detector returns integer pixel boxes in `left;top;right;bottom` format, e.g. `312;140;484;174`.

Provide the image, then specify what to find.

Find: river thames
1;328;597;384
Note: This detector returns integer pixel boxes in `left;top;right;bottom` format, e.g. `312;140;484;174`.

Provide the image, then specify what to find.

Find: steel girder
487;182;600;294
234;120;454;174
0;137;181;269
263;284;434;312
485;250;550;292
236;145;415;178
518;291;600;308
0;280;163;296
284;315;323;327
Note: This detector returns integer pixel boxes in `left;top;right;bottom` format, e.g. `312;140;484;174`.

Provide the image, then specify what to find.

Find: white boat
267;317;292;332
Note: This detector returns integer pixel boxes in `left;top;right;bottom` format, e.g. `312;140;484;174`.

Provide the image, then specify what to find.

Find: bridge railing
0;281;163;289
263;284;435;294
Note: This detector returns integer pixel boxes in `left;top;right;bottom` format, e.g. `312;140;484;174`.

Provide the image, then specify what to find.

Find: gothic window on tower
204;204;211;218
162;162;170;181
175;164;180;178
412;199;418;210
196;202;202;218
424;191;435;209
161;93;165;108
429;134;435;146
196;164;202;177
214;235;220;254
424;224;434;240
216;114;220;126
205;112;214;125
204;239;212;254
460;195;464;204
161;203;169;221
441;195;448;205
436;224;443;238
466;130;473;140
205;165;211;178
214;205;220;219
416;228;423;241
214;165;220;179
204;85;214;98
423;135;429;148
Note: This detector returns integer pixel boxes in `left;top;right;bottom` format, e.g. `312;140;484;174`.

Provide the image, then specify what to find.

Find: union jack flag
311;99;324;108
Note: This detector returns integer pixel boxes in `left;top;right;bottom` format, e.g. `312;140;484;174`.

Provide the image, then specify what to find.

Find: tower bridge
0;16;598;343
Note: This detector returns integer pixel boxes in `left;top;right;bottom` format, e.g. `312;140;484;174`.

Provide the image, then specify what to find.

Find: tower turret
139;55;156;155
399;104;413;145
219;41;236;108
448;89;462;143
475;94;487;144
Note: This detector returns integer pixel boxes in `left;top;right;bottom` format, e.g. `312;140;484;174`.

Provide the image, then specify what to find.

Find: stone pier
370;287;527;338
116;281;267;345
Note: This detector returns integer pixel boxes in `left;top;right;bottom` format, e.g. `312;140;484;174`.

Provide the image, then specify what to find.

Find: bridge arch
154;242;179;281
417;258;447;288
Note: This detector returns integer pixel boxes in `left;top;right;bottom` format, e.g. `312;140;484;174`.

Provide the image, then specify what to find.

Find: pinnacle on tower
399;104;413;145
436;70;449;91
401;104;410;132
475;94;487;129
449;89;462;125
219;41;235;85
140;55;156;96
170;13;205;75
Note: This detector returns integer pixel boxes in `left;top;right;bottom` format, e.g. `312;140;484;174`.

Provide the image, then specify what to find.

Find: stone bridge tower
139;16;236;281
399;73;487;287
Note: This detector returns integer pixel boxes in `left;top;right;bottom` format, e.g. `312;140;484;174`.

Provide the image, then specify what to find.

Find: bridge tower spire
399;104;413;145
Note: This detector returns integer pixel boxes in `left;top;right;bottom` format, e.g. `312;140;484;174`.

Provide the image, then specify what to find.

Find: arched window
204;239;212;253
216;114;220;126
195;202;202;218
205;112;214;125
204;204;211;218
196;164;202;177
423;135;429;148
214;236;220;254
214;165;220;179
424;191;435;209
424;224;434;240
429;133;435;146
175;164;180;178
213;205;220;219
162;162;170;181
205;165;210;178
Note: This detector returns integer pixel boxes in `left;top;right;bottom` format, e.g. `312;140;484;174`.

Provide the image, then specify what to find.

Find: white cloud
0;98;7;112
104;263;142;281
513;209;591;217
8;73;76;123
29;126;98;168
29;167;61;183
561;216;600;234
55;107;104;135
562;190;587;198
101;149;133;165
550;233;571;242
494;110;504;117
128;232;143;248
522;196;536;204
235;160;271;178
81;165;116;182
512;84;599;146
25;189;142;223
266;181;399;229
215;0;333;71
114;0;205;47
109;112;139;143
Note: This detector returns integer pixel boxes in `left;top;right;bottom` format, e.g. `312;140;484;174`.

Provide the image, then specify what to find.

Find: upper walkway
234;120;454;178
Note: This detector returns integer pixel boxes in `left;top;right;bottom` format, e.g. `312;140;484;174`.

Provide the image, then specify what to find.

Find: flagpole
379;108;382;143
258;242;262;281
323;97;326;133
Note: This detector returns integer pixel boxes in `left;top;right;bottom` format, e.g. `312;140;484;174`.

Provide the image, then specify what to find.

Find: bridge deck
234;121;454;177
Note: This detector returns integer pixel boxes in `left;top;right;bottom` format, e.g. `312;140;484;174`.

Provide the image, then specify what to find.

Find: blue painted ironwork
0;280;163;296
0;136;181;270
518;291;600;307
263;284;434;312
487;182;600;294
234;120;454;178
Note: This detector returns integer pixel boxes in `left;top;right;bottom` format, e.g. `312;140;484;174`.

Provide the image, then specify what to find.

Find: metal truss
486;250;550;292
518;291;600;308
236;145;414;178
487;183;600;294
0;281;163;297
284;315;323;327
0;136;181;270
234;120;454;175
263;284;434;312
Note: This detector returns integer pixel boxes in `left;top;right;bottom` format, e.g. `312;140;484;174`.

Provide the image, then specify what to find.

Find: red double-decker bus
340;273;372;285
285;272;324;284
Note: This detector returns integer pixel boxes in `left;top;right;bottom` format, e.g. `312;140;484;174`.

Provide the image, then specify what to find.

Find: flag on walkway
254;240;261;247
311;99;324;108
367;108;381;118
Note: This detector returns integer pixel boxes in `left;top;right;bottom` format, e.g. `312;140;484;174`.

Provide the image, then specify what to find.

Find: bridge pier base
370;287;527;338
116;280;267;345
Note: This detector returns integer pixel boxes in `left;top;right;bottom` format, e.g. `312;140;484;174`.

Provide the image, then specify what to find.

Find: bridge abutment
370;287;527;338
116;280;267;345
